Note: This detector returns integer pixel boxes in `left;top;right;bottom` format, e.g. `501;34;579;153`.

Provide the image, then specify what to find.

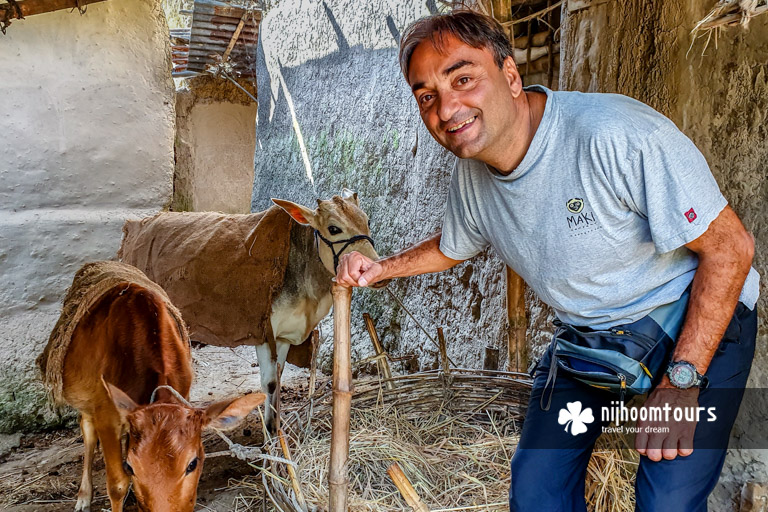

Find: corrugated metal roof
171;0;261;79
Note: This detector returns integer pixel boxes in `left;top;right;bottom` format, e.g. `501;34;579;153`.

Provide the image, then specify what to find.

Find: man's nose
437;91;461;123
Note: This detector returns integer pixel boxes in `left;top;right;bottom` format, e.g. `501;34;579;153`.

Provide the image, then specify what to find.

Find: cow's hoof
74;496;91;512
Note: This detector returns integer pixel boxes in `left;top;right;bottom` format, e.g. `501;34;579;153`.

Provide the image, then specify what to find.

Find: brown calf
58;281;264;512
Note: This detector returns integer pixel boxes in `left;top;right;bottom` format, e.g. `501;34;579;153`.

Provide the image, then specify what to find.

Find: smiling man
335;10;759;512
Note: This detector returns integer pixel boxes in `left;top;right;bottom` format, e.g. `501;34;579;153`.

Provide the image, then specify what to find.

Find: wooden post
387;463;431;512
329;283;352;512
0;0;107;23
506;266;528;372
363;313;395;390
308;329;319;396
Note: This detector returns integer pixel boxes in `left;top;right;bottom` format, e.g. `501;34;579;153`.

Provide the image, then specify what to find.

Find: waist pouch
541;315;674;410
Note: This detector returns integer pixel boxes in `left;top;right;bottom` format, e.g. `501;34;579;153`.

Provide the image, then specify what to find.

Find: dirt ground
0;345;315;512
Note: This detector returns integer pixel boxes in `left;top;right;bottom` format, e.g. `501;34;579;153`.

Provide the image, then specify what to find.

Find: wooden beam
0;0;107;23
506;266;528;372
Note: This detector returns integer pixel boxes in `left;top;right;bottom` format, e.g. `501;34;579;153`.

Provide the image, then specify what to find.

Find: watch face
670;364;696;388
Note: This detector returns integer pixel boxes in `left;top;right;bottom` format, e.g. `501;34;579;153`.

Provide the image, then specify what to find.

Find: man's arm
636;205;754;461
335;231;464;287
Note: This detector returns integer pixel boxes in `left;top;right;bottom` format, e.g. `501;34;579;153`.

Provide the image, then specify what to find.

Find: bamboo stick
329;283;353;512
437;328;450;375
308;329;319;396
363;313;395;389
278;429;308;511
387;463;431;512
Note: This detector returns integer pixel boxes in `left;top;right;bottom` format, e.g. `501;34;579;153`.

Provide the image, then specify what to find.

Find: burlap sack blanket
37;261;189;406
117;206;303;360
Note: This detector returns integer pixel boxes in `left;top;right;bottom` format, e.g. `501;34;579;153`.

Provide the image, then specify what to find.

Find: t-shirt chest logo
565;197;601;234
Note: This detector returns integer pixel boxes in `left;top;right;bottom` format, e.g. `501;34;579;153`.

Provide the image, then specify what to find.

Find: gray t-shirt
440;86;760;329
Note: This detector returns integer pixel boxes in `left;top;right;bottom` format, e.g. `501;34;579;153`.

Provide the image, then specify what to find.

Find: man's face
407;34;521;160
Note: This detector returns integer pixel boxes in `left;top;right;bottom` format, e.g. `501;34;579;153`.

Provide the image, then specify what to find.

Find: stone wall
560;2;767;509
252;0;509;372
0;0;175;432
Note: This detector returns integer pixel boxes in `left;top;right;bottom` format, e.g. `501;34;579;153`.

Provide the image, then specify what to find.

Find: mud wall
251;0;509;372
0;0;175;432
173;76;258;213
560;2;767;509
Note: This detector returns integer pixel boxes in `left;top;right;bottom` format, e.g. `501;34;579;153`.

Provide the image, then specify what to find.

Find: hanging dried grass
690;0;768;55
237;370;637;512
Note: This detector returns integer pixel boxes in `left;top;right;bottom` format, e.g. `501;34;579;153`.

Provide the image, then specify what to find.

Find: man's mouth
447;116;477;133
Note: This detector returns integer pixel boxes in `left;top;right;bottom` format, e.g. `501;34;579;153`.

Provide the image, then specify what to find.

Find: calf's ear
103;377;138;422
341;188;359;206
203;392;267;431
272;199;317;227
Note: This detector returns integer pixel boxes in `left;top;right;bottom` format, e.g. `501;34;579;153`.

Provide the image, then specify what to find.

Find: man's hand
635;377;700;461
334;232;464;288
336;251;385;288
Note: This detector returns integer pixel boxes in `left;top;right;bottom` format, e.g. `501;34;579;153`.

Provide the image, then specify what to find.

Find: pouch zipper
557;351;638;385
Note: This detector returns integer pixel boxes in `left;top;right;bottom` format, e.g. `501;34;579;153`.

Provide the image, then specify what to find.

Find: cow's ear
103;377;138;422
202;393;266;431
272;199;316;226
341;188;359;206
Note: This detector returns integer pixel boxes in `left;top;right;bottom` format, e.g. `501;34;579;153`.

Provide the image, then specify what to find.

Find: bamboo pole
363;313;395;389
387;463;431;512
329;283;352;512
506;267;528;372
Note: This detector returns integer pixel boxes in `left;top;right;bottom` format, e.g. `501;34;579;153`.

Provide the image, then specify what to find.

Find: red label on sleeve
685;208;697;223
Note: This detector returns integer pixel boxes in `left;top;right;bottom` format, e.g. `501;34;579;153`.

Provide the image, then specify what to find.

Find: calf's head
273;189;380;276
106;383;265;512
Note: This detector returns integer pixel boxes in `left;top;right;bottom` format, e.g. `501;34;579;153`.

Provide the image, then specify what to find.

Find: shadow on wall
250;1;509;372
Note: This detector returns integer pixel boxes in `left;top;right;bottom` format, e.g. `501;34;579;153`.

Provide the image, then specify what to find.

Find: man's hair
399;10;515;81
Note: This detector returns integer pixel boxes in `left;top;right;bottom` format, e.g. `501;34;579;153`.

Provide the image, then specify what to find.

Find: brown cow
40;263;265;512
119;190;381;435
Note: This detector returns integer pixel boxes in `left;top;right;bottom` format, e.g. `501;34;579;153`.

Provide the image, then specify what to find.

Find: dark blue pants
509;303;757;512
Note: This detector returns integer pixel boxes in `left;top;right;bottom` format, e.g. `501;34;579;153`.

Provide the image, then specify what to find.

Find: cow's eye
186;457;199;475
123;461;134;476
328;226;342;236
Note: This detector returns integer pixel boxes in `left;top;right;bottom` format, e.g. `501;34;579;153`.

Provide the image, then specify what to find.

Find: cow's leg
74;414;97;512
96;418;130;512
255;343;279;435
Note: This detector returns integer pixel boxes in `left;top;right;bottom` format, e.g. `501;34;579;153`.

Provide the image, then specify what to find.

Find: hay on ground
252;371;638;512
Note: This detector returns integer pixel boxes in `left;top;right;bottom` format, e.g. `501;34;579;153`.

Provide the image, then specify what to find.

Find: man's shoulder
552;89;675;139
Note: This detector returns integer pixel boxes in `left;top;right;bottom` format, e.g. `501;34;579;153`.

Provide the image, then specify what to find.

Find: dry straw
246;370;638;512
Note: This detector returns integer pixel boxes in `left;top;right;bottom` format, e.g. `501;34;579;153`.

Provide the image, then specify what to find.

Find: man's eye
457;76;471;85
419;94;434;105
328;226;342;236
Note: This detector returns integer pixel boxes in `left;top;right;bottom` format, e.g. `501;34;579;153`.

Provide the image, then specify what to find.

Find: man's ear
502;56;523;97
203;393;267;431
103;377;138;423
341;188;359;206
272;199;317;226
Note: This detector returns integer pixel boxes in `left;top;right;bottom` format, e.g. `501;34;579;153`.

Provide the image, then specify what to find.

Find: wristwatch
666;360;709;389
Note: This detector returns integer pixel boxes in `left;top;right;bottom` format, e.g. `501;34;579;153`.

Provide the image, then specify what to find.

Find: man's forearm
670;208;754;375
379;231;463;279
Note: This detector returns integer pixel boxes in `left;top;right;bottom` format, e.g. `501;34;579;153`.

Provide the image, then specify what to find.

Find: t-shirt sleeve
440;163;489;260
616;123;727;254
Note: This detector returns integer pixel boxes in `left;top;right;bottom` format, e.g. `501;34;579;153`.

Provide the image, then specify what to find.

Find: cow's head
105;382;265;512
273;189;380;276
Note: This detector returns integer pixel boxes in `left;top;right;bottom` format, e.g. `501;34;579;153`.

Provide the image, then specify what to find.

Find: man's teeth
448;116;476;132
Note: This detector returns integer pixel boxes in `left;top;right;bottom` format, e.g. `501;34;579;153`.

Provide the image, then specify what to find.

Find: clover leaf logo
558;401;594;436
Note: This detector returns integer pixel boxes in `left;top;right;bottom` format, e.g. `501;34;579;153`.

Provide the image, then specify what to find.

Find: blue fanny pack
540;292;689;410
